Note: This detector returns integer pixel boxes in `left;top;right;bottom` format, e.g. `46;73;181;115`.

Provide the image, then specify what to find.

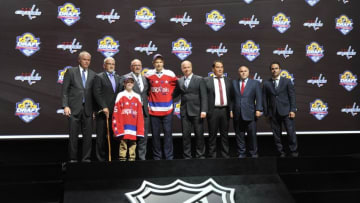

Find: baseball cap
123;76;135;83
153;53;164;61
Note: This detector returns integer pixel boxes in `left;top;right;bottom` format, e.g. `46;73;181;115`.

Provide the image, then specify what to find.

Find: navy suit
232;78;262;157
263;77;298;156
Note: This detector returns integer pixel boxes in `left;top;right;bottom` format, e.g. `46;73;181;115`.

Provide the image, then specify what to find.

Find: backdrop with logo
0;0;359;137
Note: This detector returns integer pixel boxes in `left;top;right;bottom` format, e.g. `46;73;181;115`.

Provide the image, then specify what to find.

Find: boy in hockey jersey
112;77;144;161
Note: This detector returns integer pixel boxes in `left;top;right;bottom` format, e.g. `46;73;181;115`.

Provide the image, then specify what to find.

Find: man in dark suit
122;59;149;160
263;61;298;157
175;60;207;159
231;66;262;158
62;51;96;162
93;57;122;162
204;60;232;158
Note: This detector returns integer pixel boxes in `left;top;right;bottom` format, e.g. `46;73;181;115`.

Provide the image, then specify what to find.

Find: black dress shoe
290;152;299;157
279;153;286;158
238;154;246;158
69;160;78;163
251;154;259;158
82;159;91;163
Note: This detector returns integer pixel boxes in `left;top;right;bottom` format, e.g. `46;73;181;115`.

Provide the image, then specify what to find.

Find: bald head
181;60;193;77
130;59;142;76
78;51;91;69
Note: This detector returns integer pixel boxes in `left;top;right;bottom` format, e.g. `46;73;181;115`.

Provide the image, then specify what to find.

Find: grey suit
62;66;96;161
232;78;262;157
123;72;149;160
175;74;207;159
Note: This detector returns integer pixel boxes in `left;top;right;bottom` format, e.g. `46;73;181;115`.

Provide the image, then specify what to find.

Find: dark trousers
137;115;150;160
150;114;173;160
270;113;298;154
95;113;114;162
233;117;258;157
68;108;93;161
181;114;205;159
207;107;230;158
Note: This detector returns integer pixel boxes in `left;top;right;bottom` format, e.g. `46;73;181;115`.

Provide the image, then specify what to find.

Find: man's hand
255;111;262;118
103;108;110;119
200;112;206;118
289;111;296;119
64;107;71;117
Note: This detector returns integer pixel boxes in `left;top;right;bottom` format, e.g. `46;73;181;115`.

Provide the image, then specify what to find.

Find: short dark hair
269;61;281;70
212;60;223;68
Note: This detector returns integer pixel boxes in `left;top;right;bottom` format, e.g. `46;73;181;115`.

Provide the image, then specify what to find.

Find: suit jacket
122;72;149;117
175;74;208;117
93;71;122;114
263;77;296;117
231;78;262;121
204;76;232;117
62;66;96;116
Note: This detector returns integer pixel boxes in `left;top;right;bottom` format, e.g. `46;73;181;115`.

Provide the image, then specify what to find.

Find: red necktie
217;77;224;106
241;80;245;95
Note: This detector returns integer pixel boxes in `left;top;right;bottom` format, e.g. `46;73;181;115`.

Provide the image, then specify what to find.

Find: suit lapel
74;67;83;88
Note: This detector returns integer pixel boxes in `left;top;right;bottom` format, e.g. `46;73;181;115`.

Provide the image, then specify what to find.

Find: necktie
109;73;116;92
217;77;224;106
136;76;143;92
241;80;245;95
82;70;86;88
184;77;189;88
274;79;278;89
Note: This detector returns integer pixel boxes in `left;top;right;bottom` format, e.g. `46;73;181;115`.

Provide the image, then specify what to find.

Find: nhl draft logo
172;38;192;60
15;98;40;123
339;70;357;91
56;38;82;54
335;15;353;35
126;178;235;203
280;70;295;84
310;99;328;120
341;102;360;117
15;33;41;57
239;15;260;29
244;0;253;4
57;3;81;26
97;36;120;57
303;17;323;31
337;46;356;60
134;41;158;55
272;13;291;33
57;66;71;84
206;10;226;31
273;44;294;59
206;42;228;57
173;100;181;119
252;72;263;83
306;42;324;63
307;73;327;87
170;12;192;27
135;7;156;29
96;9;120;24
306;0;320;6
241;40;260;62
15;4;42;20
14;69;42;85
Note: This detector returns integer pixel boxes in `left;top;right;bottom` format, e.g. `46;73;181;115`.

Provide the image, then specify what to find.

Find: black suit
263;77;298;156
123;72;149;160
204;76;232;158
175;74;208;159
62;66;96;161
93;71;122;161
231;78;262;157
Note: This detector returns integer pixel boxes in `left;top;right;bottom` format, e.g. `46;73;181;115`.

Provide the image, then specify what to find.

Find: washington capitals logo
206;10;226;31
339;70;357;92
172;38;192;60
57;38;82;54
280;70;295;84
135;7;156;29
241;40;260;62
307;73;327;87
96;9;120;24
15;33;40;57
306;42;324;63
57;66;71;84
341;102;360;117
15;69;42;85
57;3;80;26
134;41;158;55
337;46;356;60
206;42;228;57
273;44;294;59
335;15;353;35
97;36;120;57
170;12;192;27
15;4;42;20
303;17;323;31
305;0;320;6
272;13;291;33
239;15;260;29
126;178;235;203
15;98;40;123
310;99;328;120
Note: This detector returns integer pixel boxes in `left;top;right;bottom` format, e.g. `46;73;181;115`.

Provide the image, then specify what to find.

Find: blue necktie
82;70;86;88
109;73;116;92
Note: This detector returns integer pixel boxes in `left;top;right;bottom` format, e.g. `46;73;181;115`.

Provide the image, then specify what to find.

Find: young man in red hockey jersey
145;54;178;160
112;77;144;161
